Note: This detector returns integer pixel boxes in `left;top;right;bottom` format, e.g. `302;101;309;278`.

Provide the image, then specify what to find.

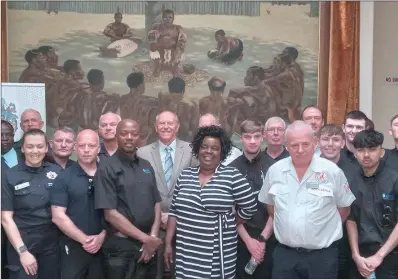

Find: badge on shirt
46;171;58;180
306;182;319;189
308;186;333;197
314;172;329;184
143;168;152;174
344;182;351;193
14;182;30;190
382;193;394;201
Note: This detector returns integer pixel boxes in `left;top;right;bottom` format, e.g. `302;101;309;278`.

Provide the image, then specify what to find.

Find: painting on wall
6;1;320;147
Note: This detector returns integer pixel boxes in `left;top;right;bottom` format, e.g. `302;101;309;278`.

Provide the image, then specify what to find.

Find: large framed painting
3;1;321;147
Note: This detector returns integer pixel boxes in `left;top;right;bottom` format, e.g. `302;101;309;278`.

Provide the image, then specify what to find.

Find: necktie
164;146;173;188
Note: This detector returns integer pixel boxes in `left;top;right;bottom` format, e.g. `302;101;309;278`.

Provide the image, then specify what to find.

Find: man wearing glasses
50;129;106;279
346;129;398;279
263;117;289;164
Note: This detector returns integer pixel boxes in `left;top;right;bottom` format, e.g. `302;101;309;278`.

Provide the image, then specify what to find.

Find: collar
2;147;17;158
159;139;177;152
115;149;139;165
265;146;287;159
20;160;51;172
361;159;386;178
74;162;97;177
243;150;264;164
280;156;320;173
99;143;110;156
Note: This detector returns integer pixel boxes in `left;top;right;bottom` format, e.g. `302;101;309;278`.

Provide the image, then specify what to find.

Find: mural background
7;1;320;147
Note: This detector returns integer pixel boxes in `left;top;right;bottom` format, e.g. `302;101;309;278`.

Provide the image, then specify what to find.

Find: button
368;201;371;204
41;196;44;200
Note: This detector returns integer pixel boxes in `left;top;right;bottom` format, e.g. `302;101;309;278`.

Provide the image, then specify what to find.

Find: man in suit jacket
137;110;194;279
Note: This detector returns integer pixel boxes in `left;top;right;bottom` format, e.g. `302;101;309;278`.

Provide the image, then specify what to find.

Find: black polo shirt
264;147;290;165
54;158;77;169
94;150;161;234
230;152;272;230
50;163;103;235
1;161;62;232
348;160;398;245
337;155;361;184
97;143;111;163
341;147;358;165
385;147;398;172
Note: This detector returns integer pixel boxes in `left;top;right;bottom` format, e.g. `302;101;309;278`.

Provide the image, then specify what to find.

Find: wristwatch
17;245;27;253
257;235;267;243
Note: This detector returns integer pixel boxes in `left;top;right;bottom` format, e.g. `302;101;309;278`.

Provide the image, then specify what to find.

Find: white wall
360;2;398;148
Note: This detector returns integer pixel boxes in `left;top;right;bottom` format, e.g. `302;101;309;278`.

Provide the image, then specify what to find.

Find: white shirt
223;146;243;166
258;156;355;249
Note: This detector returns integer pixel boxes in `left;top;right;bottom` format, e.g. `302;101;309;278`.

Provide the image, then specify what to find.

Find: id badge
306;182;319;189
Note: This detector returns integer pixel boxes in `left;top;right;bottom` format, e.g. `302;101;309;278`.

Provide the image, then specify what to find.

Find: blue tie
164;147;173;187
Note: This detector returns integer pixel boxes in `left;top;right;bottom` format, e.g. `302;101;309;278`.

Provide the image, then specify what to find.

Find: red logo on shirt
315;172;327;182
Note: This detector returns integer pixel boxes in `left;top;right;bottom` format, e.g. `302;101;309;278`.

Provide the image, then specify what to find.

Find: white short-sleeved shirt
258;156;355;249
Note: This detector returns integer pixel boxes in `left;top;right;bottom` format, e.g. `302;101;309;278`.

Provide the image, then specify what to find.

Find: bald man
14;109;45;154
198;113;242;165
137;111;194;279
95;119;162;279
51;129;105;279
98;112;121;162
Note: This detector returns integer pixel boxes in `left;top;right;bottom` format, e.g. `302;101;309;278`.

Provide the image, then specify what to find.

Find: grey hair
53;126;76;139
264;116;286;130
21;109;42;121
99;112;121;126
199;113;220;125
155;111;180;123
284;120;314;142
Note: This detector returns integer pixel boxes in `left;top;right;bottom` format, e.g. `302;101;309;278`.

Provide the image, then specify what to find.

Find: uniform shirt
2;148;19;168
259;156;356;249
50;163;103;235
94;150;161;234
223;146;243;166
385;147;398;172
159;139;177;170
54;158;77;169
348;160;398;245
1;161;62;232
341;147;357;165
230;152;272;230
97;143;111;163
264;147;290;165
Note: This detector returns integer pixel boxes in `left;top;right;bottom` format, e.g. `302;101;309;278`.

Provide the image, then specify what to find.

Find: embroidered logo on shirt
46;171;58;180
344;182;351;192
143;168;152;174
314;172;329;183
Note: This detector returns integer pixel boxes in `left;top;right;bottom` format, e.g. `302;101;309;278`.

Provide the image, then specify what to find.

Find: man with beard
347;129;398;279
302;105;324;156
95;119;162;279
50;127;76;169
318;124;360;279
97;112;121;163
385;114;398;171
229;66;277;132
342;110;368;164
263;117;289;164
51;129;105;279
148;9;187;77
230;120;275;279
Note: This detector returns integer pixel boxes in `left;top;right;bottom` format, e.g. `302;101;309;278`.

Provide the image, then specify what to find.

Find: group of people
1;104;398;279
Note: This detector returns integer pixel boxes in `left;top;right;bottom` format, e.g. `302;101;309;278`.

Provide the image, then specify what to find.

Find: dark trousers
59;236;104;279
102;235;157;279
2;226;9;279
272;243;338;279
350;244;398;279
236;227;275;279
7;229;60;279
338;237;352;279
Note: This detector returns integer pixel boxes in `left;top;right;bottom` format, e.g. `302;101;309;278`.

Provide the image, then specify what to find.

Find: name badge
382;193;394;201
15;182;30;190
306;182;319;189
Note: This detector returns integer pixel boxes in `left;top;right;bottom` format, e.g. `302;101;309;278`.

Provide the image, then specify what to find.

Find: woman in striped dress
164;126;257;279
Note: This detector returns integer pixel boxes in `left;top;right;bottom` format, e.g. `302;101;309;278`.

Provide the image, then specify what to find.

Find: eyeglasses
381;204;392;227
88;178;94;197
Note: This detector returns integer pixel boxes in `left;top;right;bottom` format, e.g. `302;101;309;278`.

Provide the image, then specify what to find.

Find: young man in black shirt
230;120;274;279
95;119;162;279
51;129;105;279
385;114;398;171
347;129;398;279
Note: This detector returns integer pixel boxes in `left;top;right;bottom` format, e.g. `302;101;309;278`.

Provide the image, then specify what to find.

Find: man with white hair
97;112;121;162
263;116;289;164
259;120;355;279
198;113;242;165
14;109;45;154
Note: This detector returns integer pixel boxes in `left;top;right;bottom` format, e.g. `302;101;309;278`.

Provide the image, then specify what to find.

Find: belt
113;232;128;238
279;241;339;253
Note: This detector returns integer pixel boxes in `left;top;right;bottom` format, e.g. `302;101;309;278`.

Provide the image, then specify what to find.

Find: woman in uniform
1;129;62;279
164;125;257;279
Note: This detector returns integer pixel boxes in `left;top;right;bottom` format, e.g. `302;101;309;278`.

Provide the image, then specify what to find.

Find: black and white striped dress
169;165;257;279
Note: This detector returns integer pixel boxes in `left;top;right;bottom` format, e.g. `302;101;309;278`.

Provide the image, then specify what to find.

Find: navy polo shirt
97;143;111;163
1;161;62;232
50;163;103;235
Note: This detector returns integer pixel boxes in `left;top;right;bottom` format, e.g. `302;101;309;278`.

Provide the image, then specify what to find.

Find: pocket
14;187;31;196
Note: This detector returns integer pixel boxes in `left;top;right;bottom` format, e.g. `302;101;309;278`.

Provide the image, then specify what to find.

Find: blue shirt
2;148;18;168
159;139;176;171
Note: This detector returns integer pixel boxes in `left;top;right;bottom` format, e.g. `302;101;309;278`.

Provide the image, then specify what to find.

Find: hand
164;243;174;270
246;238;265;263
353;255;374;278
161;212;169;230
19;251;38;276
138;245;153;263
365;254;384;271
138;235;162;263
82;234;105;254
